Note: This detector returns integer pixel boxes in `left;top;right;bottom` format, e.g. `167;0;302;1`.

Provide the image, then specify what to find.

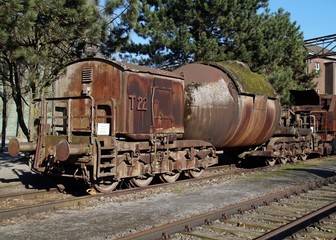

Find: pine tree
100;0;140;56
126;0;314;104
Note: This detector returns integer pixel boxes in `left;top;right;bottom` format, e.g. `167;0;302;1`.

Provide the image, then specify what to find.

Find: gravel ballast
0;153;335;240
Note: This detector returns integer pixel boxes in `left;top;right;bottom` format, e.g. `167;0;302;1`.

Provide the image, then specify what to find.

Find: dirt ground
0;153;33;192
0;152;336;240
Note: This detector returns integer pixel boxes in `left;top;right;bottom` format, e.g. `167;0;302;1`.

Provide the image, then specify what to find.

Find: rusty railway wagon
8;58;336;192
174;62;281;151
238;89;336;165
8;58;218;192
175;62;336;165
286;90;336;156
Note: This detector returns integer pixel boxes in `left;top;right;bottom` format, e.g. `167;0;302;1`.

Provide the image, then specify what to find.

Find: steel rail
255;201;336;240
0;189;59;202
0;161;327;223
0;164;278;222
115;176;336;240
0;195;92;221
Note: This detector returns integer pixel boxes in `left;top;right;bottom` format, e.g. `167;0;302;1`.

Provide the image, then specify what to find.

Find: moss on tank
212;61;278;98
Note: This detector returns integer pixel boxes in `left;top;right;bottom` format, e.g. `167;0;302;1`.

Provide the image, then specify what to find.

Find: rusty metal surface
71;58;184;79
290;89;336;141
55;140;89;161
174;63;281;149
55;59;185;140
8;138;36;157
55;140;70;161
125;73;184;139
228;95;281;147
8;138;20;157
21;58;197;184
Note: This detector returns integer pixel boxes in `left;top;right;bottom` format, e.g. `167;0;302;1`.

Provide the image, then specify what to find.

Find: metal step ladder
97;141;117;177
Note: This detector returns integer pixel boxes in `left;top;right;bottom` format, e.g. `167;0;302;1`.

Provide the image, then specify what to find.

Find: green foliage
0;0;105;138
124;0;315;105
0;0;104;93
101;0;140;54
266;66;296;107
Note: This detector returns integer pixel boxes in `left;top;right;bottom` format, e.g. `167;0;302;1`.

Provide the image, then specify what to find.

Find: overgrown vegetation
121;0;316;105
215;61;277;97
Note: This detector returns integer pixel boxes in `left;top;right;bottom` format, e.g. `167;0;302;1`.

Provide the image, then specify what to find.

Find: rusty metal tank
174;61;281;150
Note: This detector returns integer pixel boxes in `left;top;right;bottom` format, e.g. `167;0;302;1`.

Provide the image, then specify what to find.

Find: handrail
37;96;95;143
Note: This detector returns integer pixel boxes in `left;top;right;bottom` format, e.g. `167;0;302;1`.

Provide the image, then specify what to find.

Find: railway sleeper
255;207;305;219
296;230;336;240
221;217;283;230
205;224;264;238
180;229;241;240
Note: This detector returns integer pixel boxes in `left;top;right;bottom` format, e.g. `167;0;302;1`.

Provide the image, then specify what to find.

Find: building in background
0;97;29;143
305;34;336;94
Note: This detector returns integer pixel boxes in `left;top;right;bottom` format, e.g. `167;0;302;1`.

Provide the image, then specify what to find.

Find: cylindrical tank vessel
174;61;281;150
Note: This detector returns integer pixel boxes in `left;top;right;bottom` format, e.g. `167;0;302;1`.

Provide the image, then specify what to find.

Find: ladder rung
101;145;115;150
99;172;114;177
101;154;115;159
100;163;115;168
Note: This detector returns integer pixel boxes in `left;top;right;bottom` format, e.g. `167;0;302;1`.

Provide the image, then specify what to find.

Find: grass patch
171;184;185;194
243;159;332;180
244;168;282;180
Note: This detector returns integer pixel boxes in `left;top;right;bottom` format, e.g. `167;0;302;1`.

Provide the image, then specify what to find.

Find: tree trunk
9;62;30;140
0;89;7;153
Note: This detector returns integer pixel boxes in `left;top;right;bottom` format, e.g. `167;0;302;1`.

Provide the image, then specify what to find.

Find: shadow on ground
287;168;336;179
0;152;88;195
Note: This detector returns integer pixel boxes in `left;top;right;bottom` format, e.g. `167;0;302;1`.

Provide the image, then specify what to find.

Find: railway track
116;176;336;240
0;163;279;223
0;189;60;209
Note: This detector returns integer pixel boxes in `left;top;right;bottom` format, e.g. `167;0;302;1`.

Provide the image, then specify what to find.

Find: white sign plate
97;123;110;135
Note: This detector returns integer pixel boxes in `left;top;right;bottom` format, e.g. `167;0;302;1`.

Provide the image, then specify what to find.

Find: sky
268;0;335;40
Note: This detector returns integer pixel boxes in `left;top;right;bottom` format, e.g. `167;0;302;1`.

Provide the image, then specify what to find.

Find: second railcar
289;89;336;155
174;61;281;151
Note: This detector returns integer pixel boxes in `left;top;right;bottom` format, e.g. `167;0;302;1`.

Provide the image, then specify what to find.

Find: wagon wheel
278;157;288;164
265;158;276;166
93;179;119;192
299;153;307;161
290;155;298;163
159;172;181;183
185;169;204;178
130;176;153;187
